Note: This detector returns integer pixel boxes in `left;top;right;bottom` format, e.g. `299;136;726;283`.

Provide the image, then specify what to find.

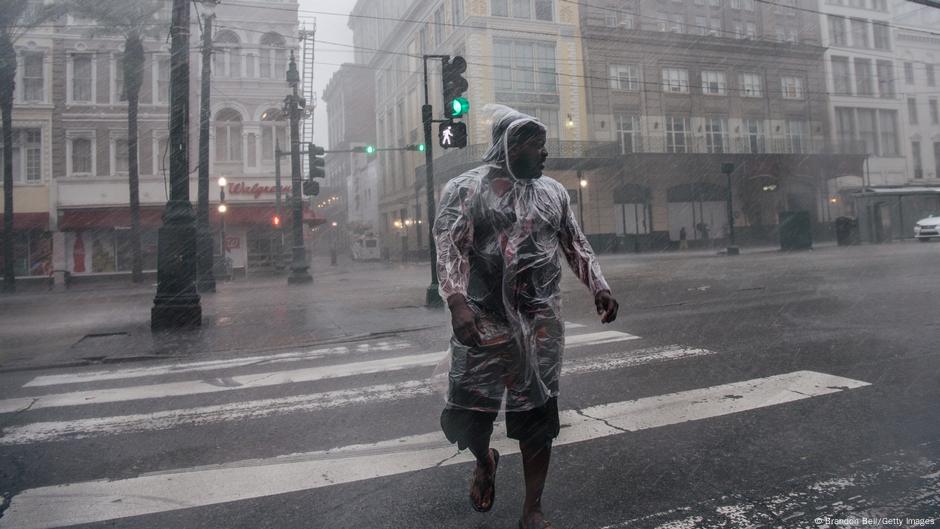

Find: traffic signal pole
286;52;312;285
422;54;450;308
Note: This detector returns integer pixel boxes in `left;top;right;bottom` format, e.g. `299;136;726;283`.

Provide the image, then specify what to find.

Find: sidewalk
0;255;449;372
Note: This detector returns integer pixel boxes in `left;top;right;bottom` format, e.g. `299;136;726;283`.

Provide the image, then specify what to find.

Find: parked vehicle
914;213;940;241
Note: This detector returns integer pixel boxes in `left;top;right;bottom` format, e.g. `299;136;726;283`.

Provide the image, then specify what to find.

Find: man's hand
448;294;481;347
595;290;619;324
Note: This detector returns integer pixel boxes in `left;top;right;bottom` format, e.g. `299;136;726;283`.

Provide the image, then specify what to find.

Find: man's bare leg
467;435;497;511
520;440;552;527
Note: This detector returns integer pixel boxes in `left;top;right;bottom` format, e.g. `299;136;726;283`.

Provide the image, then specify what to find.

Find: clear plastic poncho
434;105;611;413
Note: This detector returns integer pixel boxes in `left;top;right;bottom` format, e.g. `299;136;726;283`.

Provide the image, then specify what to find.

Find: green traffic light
450;97;469;118
418;143;426;152
365;145;376;155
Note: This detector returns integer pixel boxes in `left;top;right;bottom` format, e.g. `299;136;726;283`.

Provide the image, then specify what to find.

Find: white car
914;213;940;241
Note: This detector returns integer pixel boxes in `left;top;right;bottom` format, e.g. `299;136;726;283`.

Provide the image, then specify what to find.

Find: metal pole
196;13;215;292
724;163;740;256
423;55;442;307
577;170;585;229
274;141;284;270
151;0;202;329
286;52;312;284
219;186;226;256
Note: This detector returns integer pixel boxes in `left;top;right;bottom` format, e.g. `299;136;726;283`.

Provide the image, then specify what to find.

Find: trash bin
779;210;813;250
834;216;860;246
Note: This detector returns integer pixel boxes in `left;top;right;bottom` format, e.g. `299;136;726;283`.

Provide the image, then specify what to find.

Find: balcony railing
425;137;869;177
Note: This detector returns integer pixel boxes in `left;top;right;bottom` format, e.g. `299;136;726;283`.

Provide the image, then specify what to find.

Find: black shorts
440;398;560;450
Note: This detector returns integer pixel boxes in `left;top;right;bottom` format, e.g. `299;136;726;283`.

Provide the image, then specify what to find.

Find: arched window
215;109;242;162
213;30;240;78
260;108;288;162
259;32;287;80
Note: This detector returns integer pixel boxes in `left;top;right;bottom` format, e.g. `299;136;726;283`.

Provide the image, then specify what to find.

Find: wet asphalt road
0;242;938;529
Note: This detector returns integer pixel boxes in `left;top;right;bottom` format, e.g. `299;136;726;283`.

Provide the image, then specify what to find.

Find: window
664;116;689;153
72;54;93;102
832;57;851;95
828;16;846;46
782;76;804;99
746;22;756;39
857;109;877;155
704;118;728;153
872;22;889;50
878;109;898;156
516;106;560;138
876;60;894;98
113;53;126;103
22;52;43;102
835;108;856;149
260;33;287;80
113;139;129;173
854;59;873;96
908;98;918;125
744;119;764;153
739;73;762;97
701;71;726;95
434;6;444;46
849;18;869;48
927;64;936;87
155;136;168;176
155;55;170;105
609;64;639;91
215;109;243;162
929;98;939;125
912;141;922;178
662;68;689;94
493;39;556;93
70;137;93;175
904;62;914;84
0;129;42;183
214;30;241;78
614;113;638;154
452;0;464;24
491;0;552;20
784;120;806;154
260;109;288;162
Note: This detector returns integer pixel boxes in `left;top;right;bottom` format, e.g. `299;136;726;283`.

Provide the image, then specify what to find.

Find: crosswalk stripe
22;340;414;388
0;370;870;529
0;346;714;445
0;331;638;414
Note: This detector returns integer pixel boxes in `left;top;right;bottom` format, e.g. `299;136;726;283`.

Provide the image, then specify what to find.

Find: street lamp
721;162;740;256
578;172;588;230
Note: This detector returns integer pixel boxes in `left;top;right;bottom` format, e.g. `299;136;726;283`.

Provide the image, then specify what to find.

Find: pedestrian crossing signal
439;121;467;149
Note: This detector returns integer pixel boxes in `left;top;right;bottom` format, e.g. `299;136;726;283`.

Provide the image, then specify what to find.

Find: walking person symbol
442;126;454;146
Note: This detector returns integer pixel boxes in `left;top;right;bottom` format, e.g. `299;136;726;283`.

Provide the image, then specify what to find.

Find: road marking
0;346;714;445
0;371;870;529
565;321;586;329
23;340;414;388
0;331;638;414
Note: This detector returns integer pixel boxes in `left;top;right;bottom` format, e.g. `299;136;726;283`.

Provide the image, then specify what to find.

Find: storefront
0;213;52;277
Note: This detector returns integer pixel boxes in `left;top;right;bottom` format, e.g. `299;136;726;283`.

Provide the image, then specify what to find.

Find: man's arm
558;186;619;323
434;177;481;344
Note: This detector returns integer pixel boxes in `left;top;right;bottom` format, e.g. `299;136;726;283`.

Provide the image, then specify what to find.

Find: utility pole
286;51;312;284
196;11;215;293
151;0;202;329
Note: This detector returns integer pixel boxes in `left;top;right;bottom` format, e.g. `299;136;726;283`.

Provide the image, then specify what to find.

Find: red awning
59;205;327;230
0;212;50;230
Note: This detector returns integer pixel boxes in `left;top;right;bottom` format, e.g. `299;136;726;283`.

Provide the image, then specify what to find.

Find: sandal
470;448;500;512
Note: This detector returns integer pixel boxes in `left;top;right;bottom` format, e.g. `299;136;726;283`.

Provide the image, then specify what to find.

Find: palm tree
1;1;63;293
66;0;166;283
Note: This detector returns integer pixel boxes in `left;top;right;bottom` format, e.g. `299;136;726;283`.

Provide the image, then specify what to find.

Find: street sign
439;121;467;149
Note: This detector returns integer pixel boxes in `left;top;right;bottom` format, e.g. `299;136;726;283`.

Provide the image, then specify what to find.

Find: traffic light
272;215;281;227
439;121;467;149
406;144;426;152
442;56;468;118
303;180;320;196
365;145;376;155
308;143;325;179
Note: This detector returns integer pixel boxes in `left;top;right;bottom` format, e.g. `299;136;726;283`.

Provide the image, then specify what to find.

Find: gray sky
298;0;358;148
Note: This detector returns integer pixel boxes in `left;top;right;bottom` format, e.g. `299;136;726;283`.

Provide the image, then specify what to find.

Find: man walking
434;105;619;529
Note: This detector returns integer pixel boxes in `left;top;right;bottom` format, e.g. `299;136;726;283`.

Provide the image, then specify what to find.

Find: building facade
349;0;590;260
2;0;313;285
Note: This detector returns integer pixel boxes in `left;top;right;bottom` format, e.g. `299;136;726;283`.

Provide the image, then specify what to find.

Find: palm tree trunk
1;33;16;293
125;35;144;283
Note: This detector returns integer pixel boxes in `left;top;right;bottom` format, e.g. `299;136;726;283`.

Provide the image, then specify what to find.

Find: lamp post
722;162;740;256
578;172;588;230
151;0;201;330
196;6;217;293
285;52;312;285
218;177;227;257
